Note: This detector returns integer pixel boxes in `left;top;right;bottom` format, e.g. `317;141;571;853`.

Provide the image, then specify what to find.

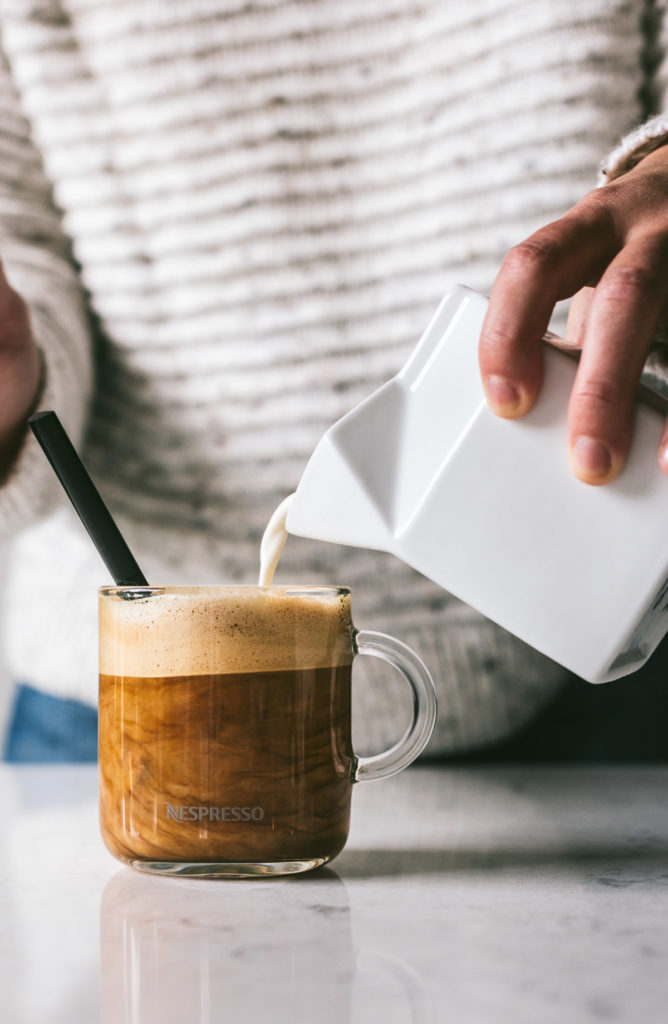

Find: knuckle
572;377;624;415
502;236;562;277
596;263;658;305
479;322;516;357
569;188;620;244
575;186;615;221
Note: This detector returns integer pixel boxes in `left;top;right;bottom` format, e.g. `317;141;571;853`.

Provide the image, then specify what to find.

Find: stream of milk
258;494;294;586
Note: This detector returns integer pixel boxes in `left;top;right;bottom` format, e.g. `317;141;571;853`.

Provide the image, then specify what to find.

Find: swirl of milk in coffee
259;494;294;586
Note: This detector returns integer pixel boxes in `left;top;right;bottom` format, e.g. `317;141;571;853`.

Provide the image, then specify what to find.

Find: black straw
29;411;148;586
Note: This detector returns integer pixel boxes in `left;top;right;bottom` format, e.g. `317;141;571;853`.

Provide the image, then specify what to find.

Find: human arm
0;37;92;527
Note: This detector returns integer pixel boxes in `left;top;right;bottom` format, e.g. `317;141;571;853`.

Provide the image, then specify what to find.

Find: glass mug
99;585;437;877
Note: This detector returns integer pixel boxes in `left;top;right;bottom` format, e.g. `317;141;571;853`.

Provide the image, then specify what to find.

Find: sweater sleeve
0;36;93;539
597;112;668;184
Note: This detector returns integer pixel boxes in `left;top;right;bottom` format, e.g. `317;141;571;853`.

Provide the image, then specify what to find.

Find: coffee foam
99;586;353;677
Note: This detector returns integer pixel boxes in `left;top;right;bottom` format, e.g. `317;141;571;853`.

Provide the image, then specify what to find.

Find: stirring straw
29;410;148;586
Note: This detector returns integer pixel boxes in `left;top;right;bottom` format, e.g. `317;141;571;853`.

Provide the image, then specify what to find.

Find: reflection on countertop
3;764;668;1023
101;868;356;1024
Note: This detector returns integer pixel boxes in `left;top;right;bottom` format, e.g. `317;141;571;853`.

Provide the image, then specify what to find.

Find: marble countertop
1;764;668;1023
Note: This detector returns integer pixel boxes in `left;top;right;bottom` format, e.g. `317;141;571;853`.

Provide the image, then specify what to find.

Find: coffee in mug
99;585;436;877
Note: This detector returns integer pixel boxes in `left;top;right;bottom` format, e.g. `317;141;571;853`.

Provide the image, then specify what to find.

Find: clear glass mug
98;585;437;877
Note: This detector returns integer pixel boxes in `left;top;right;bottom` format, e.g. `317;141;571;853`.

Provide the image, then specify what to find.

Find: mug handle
351;629;438;782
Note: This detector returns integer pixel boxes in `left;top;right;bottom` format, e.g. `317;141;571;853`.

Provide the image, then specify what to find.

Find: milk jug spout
286;285;668;684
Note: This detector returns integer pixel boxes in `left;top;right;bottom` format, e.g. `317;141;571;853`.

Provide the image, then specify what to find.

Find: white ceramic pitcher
286;285;668;683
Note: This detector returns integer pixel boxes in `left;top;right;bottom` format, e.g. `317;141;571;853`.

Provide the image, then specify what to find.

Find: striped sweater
0;0;665;754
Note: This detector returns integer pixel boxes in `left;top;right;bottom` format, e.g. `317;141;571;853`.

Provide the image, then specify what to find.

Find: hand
478;144;668;485
0;262;42;479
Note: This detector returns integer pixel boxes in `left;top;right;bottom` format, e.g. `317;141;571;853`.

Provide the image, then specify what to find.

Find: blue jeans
3;684;98;763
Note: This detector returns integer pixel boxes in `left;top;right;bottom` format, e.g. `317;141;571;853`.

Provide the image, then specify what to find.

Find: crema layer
99;586;353;676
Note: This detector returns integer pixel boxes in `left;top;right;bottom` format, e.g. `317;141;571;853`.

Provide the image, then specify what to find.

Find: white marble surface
1;764;668;1023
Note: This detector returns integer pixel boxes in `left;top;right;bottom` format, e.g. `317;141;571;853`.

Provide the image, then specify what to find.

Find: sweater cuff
598;112;668;184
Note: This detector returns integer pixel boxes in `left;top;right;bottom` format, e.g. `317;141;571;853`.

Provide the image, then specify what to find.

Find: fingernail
484;375;521;414
571;436;612;482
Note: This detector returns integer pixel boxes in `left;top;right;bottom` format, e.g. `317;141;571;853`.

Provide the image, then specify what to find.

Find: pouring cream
258;494;294;586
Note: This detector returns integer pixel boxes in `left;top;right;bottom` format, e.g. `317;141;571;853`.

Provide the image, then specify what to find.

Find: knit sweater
0;0;666;755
